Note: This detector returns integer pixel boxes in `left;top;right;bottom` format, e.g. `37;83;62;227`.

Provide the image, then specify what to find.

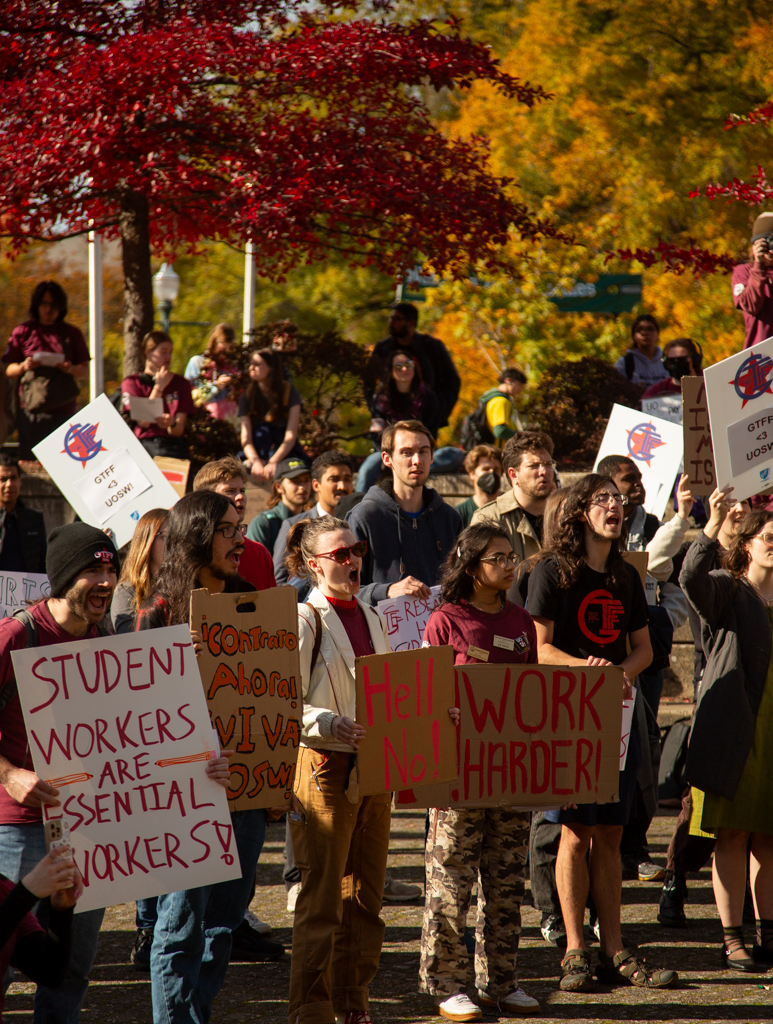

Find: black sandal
722;925;761;973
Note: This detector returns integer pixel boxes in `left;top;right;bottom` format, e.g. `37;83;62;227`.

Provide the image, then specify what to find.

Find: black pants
529;811;562;916
139;436;189;460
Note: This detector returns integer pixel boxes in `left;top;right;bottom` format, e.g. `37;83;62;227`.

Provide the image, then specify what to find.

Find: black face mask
663;356;692;379
477;472;500;496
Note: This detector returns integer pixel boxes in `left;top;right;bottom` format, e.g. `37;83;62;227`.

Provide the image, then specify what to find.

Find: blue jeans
0;822;104;1024
150;809;266;1024
137;897;159;930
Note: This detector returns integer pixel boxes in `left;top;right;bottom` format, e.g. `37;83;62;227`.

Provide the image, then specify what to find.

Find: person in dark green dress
681;486;773;973
455;445;502;528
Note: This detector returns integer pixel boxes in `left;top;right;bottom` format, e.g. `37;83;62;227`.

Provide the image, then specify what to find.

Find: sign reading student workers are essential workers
12;625;240;914
704;337;773;500
33;394;179;548
594;403;684;519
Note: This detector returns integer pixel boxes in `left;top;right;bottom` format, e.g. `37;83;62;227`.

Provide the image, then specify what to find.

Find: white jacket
297;587;390;752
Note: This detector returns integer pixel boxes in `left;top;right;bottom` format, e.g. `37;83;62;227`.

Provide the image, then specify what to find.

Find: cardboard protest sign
13;625;239;914
33;393;180;547
682;376;715;495
395;664;623;809
354;646;457;797
0;572;49;618
377;587;441;651
621;551;648;590
153;457;191;499
594;403;684;519
191;586;301;811
704;339;773;500
642;394;682;424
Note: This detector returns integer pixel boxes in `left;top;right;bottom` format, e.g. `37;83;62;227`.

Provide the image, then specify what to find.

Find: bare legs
555;823;624;957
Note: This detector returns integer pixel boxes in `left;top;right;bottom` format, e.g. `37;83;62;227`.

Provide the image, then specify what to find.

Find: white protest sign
12;625;240;913
642;394;682;424
73;448;152;525
594;404;684;519
33;393;179;547
704;338;773;499
0;572;49;618
620;688;637;770
377;586;441;651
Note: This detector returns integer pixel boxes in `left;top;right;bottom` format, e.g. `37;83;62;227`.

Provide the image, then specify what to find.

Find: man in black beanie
0;521;118;1024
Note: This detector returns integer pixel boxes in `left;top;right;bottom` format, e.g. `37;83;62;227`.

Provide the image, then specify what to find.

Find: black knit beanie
46;523;120;597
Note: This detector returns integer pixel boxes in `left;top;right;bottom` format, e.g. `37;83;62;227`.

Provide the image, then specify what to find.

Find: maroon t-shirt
423;599;537;666
3;321;90;415
326;596;375;658
120;373;195;441
0;602;103;825
238;539;276;592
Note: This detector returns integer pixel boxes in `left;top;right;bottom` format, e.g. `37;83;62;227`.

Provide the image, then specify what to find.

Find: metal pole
88;229;104;400
159;300;172;333
243;241;255;347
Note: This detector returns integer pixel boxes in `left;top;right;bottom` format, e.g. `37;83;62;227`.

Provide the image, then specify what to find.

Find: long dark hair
244;347;286;421
152;491;234;625
439;521;510;605
535;473;629;591
725;509;773;579
29;280;67;323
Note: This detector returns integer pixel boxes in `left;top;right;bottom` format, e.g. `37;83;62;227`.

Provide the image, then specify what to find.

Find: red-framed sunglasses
315;541;368;564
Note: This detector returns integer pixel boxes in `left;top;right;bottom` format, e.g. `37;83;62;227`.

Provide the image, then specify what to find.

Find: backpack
658;716;691;804
460;399;495;451
0;609;112;713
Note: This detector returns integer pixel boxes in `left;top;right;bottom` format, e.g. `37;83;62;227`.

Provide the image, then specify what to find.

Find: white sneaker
382;871;422;902
243;908;271;935
436;994;482;1022
478;987;540;1015
287;882;302;912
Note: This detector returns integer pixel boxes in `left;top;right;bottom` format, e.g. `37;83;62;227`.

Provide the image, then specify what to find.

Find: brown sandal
597;947;677;988
559;949;595;992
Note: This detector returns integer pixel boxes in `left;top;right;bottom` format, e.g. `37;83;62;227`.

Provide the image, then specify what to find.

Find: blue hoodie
345;482;463;605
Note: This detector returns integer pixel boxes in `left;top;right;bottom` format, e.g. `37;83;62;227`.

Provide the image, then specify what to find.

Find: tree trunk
119;190;154;377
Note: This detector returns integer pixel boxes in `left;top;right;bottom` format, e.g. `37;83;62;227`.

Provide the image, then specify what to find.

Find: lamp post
152;263;180;332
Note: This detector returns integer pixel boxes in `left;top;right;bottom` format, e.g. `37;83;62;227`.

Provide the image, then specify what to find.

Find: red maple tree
0;0;557;373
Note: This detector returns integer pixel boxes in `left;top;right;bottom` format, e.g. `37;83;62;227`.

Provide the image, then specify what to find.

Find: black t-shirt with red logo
526;557;648;665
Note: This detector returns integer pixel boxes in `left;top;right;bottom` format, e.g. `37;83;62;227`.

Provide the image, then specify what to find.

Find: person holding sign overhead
285;514;425;1024
419;521;539;1022
527;474;678;993
120;330;195;460
680;487;773;972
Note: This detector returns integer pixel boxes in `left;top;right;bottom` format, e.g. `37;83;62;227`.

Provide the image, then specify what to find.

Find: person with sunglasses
136;491;283;1024
680;487;773;971
419;521;539;1022
527;474;678;994
283;514;393;1024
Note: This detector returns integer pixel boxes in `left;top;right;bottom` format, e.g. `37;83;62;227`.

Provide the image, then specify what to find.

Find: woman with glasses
680;487;773;972
239;347;306;484
357;351;441;492
284;514;393;1024
419;521;539;1022
527;475;677;993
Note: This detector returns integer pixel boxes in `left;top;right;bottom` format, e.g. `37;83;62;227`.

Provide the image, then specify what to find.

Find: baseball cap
275;457;310;481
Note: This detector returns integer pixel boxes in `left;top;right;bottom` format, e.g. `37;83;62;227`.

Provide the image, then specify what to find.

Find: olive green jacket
470;489;541;565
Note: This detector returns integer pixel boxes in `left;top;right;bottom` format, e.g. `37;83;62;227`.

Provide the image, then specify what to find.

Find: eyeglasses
589;492;629;508
316;541;368;564
754;532;773;546
480;552;518;569
393;362;414;371
521;460;554;472
214;523;247;539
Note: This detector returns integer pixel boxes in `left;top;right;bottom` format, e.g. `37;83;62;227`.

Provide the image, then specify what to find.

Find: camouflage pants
419;807;531;999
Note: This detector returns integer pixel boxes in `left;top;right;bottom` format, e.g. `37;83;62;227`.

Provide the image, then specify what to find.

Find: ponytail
284;515;350;581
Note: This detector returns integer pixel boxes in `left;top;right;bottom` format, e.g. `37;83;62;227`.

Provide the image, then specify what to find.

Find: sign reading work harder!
12;625;240;914
191;586;301;811
594;403;684;519
704;338;773;499
354;646;457;797
395;664;623;809
33;393;179;548
682;376;715;494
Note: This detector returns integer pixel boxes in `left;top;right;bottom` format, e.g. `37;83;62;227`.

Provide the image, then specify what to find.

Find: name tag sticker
467;644;489;662
493;635;516;651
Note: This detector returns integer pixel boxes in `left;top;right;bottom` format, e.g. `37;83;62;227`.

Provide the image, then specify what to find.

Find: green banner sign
549;274;643;314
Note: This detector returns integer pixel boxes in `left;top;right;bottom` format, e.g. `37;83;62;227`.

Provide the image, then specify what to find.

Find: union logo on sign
626;421;665;466
61;422;107;468
731;353;773;408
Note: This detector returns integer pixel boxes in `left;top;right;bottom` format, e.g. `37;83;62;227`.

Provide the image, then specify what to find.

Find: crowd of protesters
0;256;771;1024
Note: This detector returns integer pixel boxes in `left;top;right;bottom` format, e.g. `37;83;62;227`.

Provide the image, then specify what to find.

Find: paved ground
6;809;772;1023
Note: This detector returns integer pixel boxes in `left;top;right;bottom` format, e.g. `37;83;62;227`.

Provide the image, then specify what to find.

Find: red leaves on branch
613;242;735;276
0;1;556;278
